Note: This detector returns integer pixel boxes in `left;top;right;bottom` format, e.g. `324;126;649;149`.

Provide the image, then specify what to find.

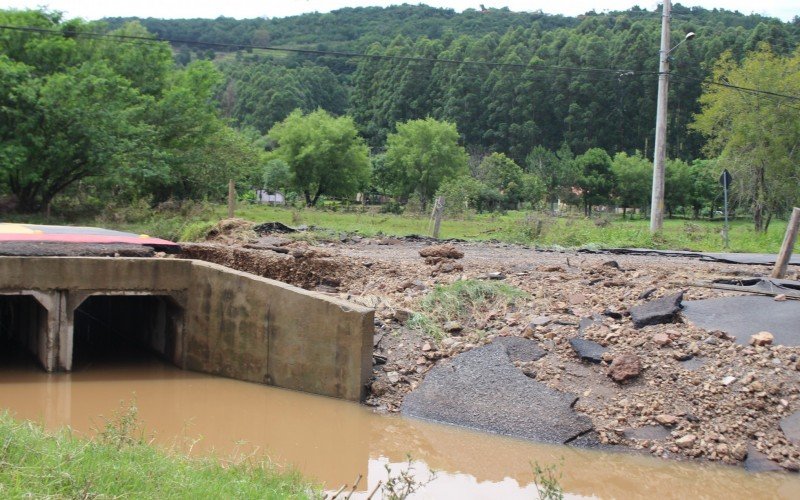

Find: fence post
227;179;236;219
771;207;800;279
431;196;445;239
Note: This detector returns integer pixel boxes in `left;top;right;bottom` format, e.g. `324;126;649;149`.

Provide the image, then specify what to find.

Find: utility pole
650;0;671;233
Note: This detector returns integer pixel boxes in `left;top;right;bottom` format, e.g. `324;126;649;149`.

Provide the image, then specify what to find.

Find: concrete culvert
72;295;183;369
0;294;50;369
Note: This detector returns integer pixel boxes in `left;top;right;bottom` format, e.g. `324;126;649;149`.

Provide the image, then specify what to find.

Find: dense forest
2;4;799;229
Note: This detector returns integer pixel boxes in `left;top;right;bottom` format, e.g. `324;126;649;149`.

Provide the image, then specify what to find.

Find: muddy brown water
1;353;798;499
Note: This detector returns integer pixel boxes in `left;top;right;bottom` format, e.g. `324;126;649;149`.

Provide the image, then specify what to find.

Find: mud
177;231;800;472
2;352;799;499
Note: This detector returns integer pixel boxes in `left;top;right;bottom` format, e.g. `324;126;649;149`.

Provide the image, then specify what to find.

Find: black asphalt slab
402;337;594;444
682;296;800;346
580;248;800;266
0;242;155;257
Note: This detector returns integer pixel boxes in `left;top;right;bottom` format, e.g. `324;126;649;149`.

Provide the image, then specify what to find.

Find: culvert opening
0;294;48;367
72;295;182;369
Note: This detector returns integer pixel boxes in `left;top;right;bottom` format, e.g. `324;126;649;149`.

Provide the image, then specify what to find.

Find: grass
7;202;798;254
0;406;317;499
409;279;529;341
217;204;797;254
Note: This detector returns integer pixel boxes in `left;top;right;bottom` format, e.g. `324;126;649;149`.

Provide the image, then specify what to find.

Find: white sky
4;1;797;22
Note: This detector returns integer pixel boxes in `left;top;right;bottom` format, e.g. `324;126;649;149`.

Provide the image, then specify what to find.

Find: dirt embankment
178;221;800;472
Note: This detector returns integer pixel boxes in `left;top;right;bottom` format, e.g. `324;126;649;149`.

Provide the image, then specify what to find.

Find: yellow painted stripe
0;223;36;234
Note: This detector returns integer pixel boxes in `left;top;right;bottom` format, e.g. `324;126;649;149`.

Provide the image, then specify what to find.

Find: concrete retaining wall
0;257;373;401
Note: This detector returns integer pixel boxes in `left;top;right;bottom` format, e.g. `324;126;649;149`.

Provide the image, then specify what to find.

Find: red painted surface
0;234;177;247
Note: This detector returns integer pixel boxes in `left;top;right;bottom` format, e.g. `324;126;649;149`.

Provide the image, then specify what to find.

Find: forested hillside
2;4;799;229
105;4;798;163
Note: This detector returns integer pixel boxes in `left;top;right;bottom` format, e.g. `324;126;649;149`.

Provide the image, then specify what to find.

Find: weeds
0;408;316;498
381;456;437;500
95;398;145;449
410;280;529;341
531;459;564;500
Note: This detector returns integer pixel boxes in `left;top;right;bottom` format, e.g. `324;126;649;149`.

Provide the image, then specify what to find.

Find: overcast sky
4;1;797;22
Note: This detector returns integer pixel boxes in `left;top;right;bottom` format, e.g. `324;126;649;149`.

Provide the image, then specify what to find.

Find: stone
393;309;413;323
655;414;679;426
370;380;389;397
569;338;607;364
421;342;432;352
630;291;684;328
638;287;657;300
402;338;593;444
419;244;464;260
774;294;787;302
721;376;737;386
624;425;671;441
386;371;401;384
749;331;774;347
444;321;463;333
675;434;697;449
652;333;671;347
780;411;800;445
529;316;552;327
731;443;748;461
568;293;587;305
608;354;642;382
487;272;506;280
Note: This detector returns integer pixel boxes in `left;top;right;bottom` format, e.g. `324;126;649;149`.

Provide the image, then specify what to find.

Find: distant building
255;190;285;205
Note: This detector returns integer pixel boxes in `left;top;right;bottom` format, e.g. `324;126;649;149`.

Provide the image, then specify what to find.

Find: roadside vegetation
0;407;317;499
409;279;529;341
1;7;798;242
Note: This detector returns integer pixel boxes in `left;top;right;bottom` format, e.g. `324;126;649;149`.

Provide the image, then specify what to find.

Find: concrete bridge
0;257;373;401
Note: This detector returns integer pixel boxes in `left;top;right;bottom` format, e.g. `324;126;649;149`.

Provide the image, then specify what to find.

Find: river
1;351;797;499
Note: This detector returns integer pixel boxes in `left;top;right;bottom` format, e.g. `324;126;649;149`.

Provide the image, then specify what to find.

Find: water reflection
0;355;797;499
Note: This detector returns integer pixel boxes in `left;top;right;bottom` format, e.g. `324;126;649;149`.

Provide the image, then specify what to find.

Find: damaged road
179;219;800;473
402;337;594;444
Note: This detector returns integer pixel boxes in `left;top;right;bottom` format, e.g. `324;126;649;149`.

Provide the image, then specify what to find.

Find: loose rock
608;354;642;382
569;338;607;364
630;291;684;328
749;331;774;347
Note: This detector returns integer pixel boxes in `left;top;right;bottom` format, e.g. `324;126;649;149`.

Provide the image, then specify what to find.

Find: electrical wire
0;23;654;77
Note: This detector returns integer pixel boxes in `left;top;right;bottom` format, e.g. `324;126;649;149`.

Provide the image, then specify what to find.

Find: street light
650;1;695;234
668;32;695;58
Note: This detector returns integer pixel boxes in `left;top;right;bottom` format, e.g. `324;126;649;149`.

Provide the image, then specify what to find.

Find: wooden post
227;179;236;219
771;207;800;279
431;196;444;239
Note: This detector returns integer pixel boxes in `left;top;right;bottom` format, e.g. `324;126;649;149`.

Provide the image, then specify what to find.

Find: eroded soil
179;222;800;472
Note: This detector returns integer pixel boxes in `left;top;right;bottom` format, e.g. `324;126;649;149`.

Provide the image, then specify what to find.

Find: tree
268;109;370;206
0;60;149;211
686;159;720;219
384;117;468;208
574;148;614;216
611;152;651;217
262;159;291;193
526;143;578;211
475;153;525;209
691;45;800;231
665;159;693;218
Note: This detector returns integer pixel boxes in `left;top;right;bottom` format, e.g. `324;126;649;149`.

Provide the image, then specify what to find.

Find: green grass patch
0;406;317;499
12;202;798;254
410;279;529;341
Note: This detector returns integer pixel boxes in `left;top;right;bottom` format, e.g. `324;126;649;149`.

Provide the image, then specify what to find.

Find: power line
671;73;800;102
0;23;650;77
4;23;797;103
